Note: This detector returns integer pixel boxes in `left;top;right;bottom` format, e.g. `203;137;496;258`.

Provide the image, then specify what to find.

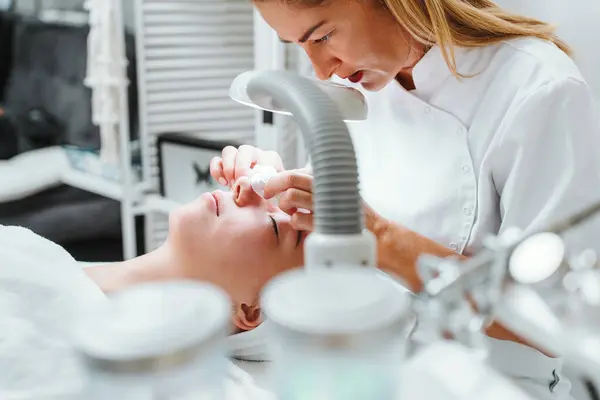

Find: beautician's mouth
348;70;364;84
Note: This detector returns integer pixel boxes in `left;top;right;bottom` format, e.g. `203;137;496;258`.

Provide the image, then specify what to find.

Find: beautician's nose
233;176;263;207
304;46;340;81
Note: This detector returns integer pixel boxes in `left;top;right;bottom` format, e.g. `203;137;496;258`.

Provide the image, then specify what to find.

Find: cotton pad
249;165;278;198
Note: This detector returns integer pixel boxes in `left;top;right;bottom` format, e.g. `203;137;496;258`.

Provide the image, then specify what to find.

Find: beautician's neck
396;45;429;91
395;72;416;91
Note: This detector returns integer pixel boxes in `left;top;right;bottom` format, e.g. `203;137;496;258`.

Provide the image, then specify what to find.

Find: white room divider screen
134;0;255;251
134;1;309;253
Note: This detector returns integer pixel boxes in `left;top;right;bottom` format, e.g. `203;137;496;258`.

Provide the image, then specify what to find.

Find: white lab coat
346;37;600;399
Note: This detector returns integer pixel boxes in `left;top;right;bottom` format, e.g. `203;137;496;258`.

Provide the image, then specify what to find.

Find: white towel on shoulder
0;225;106;397
0;226;274;399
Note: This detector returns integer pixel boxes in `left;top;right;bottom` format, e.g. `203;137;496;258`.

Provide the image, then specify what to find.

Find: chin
360;75;394;92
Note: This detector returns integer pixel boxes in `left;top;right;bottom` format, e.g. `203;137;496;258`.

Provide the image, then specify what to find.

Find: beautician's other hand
265;172;384;233
210;145;284;187
263;168;314;231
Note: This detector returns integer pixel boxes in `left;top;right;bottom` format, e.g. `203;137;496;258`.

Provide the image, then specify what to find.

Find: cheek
209;233;277;291
169;205;211;250
218;221;272;252
334;34;387;69
217;223;275;265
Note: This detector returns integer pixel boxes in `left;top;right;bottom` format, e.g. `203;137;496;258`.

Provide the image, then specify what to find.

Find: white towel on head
228;322;272;362
226;363;274;399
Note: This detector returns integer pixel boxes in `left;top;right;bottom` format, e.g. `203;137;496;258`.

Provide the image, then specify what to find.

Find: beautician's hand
265;172;385;233
210;145;284;187
263;168;314;231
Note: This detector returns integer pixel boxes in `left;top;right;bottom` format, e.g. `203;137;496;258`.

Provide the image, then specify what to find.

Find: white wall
496;0;600;106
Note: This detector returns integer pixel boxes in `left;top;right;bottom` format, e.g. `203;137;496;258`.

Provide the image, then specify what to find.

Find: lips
348;71;363;83
211;192;220;216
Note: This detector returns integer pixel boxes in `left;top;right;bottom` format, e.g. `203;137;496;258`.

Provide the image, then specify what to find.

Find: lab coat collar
411;45;480;94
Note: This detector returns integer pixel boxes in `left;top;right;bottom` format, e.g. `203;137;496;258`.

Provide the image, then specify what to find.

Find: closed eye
270;215;303;248
269;216;279;244
296;230;303;247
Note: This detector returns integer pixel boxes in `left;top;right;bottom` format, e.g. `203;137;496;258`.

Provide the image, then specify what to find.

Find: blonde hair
383;0;572;77
255;0;573;78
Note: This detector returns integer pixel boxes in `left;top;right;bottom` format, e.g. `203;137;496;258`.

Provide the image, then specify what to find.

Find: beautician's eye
315;31;333;44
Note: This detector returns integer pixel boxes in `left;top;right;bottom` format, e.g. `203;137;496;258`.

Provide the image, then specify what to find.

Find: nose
233;176;263;207
305;46;340;80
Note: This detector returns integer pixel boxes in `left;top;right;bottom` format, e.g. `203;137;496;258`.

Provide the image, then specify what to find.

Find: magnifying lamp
229;69;375;268
229;70;368;122
228;71;415;399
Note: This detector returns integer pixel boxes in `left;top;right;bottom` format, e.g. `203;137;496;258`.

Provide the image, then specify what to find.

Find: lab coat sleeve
491;77;600;254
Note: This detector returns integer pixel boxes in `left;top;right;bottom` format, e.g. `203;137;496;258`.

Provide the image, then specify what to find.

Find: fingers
278;188;313;216
263;169;312;199
210;157;227;186
292;212;313;231
234;144;260;182
221;145;242;185
212;145;285;188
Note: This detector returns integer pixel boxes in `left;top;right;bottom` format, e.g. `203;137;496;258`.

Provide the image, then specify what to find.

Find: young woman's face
168;177;304;330
254;0;422;91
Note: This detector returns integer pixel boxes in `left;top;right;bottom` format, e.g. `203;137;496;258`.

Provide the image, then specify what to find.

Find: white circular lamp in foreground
509;232;566;285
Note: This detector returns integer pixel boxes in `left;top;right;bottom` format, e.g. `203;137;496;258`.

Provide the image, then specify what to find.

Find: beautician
211;0;600;398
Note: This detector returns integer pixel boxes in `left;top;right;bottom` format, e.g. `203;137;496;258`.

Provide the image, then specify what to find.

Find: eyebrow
279;20;326;44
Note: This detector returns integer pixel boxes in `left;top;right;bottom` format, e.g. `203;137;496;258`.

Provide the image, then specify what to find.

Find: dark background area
0;9;140;261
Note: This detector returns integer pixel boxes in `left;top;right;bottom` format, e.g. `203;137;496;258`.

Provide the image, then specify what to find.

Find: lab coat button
463;207;471;215
462;165;471;173
456;127;464;135
450;243;459;251
424;106;432;115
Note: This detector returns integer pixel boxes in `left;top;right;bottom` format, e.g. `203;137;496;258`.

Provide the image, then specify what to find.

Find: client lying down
0;177;303;396
86;176;305;333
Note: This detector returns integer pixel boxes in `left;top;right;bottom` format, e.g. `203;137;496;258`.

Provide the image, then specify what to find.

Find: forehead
254;0;353;39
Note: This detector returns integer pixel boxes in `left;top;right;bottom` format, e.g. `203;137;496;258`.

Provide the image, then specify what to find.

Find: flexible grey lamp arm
247;71;362;234
244;71;376;267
